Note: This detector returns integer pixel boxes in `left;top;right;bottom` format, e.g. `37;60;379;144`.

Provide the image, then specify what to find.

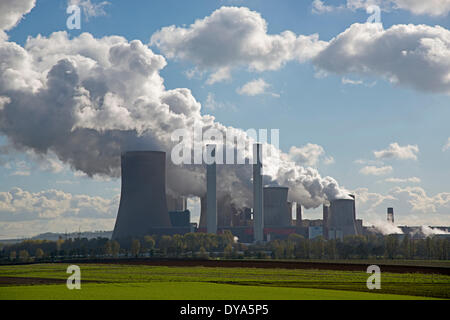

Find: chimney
387;207;394;224
253;143;264;242
206;144;217;234
296;203;302;226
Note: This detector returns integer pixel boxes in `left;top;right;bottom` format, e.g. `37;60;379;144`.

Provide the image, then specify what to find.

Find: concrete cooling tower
263;187;292;227
327;199;358;239
112;151;171;240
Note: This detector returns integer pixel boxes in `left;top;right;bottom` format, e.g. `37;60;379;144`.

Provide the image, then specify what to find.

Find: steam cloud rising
0;4;350;210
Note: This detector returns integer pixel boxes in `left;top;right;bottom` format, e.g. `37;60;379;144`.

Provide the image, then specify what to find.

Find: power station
112;147;368;242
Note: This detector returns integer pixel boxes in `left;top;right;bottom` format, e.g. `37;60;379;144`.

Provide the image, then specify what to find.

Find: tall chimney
253;144;264;242
387;207;394;224
206;144;217;234
296;203;302;226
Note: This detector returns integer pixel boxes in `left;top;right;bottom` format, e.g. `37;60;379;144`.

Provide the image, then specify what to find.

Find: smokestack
253;143;264;242
296;203;302;226
206;144;217;234
323;204;329;239
112;151;171;240
387;207;394;224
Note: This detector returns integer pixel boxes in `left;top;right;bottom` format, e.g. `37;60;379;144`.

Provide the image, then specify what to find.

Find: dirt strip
60;259;450;275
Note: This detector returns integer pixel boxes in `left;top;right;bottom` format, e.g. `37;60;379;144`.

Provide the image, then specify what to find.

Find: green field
0;263;448;300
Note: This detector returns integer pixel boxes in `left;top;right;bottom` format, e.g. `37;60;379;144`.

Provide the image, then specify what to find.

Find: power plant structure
112;151;171;240
253;143;264;242
387;207;394;223
112;147;366;243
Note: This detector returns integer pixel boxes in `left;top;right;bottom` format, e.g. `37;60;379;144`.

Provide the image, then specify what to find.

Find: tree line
0;232;448;264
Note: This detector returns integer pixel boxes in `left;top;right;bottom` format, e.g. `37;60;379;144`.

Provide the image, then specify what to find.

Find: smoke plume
0;11;349;209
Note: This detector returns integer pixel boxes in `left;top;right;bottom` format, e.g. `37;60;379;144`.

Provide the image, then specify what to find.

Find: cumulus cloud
374;142;419;160
289;143;334;167
443;137;450;151
314;23;450;94
0;0;35;32
0;187;119;221
151;7;450;94
385;177;421;183
68;0;110;20
236;78;271;96
151;6;326;82
317;0;450;17
353;186;450;226
360;165;393;176
0;17;349;212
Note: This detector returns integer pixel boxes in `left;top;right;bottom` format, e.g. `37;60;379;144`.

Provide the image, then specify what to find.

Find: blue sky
0;0;449;238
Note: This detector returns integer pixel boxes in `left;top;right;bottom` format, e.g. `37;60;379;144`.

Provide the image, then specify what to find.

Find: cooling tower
327;199;358;238
253;144;264;242
112;151;171;240
167;194;187;212
263;187;291;227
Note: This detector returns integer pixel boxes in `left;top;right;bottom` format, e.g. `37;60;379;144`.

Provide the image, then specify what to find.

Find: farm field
0;263;449;300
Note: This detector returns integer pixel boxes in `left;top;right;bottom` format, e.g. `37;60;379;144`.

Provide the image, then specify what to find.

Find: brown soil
62;258;450;275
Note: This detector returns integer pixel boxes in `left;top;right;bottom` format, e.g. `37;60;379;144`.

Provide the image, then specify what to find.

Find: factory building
112;149;365;243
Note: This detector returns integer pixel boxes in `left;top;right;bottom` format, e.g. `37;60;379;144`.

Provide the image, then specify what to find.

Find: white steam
0;7;349;210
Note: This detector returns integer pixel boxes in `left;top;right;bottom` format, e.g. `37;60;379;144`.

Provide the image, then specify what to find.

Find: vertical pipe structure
253;143;264;242
296;203;303;226
206;144;217;234
387;207;394;224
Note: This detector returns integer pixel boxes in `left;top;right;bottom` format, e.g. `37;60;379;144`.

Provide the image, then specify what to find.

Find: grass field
0;263;448;300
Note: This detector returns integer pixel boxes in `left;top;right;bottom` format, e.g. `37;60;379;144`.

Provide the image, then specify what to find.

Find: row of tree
0;232;449;263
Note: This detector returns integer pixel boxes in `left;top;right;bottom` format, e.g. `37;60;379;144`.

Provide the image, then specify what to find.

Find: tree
9;251;16;261
35;248;44;260
143;235;155;255
131;239;141;257
111;241;120;258
224;244;233;258
19;250;29;262
104;241;112;256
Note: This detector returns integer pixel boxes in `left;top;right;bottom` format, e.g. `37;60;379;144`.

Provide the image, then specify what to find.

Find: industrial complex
112;148;447;242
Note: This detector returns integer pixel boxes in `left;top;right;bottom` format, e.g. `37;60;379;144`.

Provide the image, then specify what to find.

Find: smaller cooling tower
263;187;291;227
328;199;358;238
112;151;171;240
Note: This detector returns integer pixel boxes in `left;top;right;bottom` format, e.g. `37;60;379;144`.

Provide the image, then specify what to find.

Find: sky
0;0;449;239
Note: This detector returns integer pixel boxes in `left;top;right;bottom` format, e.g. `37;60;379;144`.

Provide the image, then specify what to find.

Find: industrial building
112;148;367;242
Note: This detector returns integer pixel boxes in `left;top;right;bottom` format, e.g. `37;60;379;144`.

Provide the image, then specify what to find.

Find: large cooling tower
112;151;171;240
263;187;291;227
327;199;358;238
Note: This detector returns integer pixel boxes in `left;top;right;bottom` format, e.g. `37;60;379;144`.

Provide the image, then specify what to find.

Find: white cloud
318;0;450;17
391;186;450;213
314;23;450;94
360;165;393;175
68;0;110;21
0;187;119;221
236;78;270;96
0;0;35;32
443;137;450;151
385;177;421;183
353;187;450;226
206;67;231;85
0;25;349;210
151;6;326;82
289;143;333;167
374;142;419;160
